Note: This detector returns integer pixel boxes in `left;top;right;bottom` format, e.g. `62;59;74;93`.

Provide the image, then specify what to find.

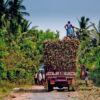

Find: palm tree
91;21;100;45
8;0;29;23
76;16;93;41
0;0;30;34
8;0;30;33
98;21;100;34
21;19;32;32
0;0;9;14
78;16;91;29
0;0;10;28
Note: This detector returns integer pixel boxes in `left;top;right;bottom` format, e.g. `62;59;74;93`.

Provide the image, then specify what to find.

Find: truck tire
49;85;53;91
45;80;53;91
68;85;70;91
72;86;76;91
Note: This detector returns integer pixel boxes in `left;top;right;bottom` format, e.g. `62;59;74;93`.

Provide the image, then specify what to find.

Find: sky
23;0;100;39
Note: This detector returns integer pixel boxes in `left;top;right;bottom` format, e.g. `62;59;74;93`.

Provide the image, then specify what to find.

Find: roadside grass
0;87;11;99
0;80;34;100
76;80;100;100
1;79;100;100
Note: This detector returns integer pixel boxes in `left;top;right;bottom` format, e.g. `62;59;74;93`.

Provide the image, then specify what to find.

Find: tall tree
91;21;100;45
98;21;100;34
78;16;91;29
0;0;10;28
8;0;29;23
0;0;9;15
0;0;30;33
20;19;31;32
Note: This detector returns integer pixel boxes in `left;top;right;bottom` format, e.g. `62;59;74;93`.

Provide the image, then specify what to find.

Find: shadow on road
14;86;70;93
15;88;46;93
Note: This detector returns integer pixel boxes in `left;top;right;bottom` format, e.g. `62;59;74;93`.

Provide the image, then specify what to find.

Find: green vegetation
77;16;100;85
0;1;100;96
0;0;59;95
0;27;59;83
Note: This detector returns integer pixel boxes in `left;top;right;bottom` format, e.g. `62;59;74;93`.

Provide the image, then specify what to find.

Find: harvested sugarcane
43;37;80;91
43;37;80;71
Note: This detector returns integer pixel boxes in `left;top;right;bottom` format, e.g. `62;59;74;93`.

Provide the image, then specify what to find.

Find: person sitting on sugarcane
64;21;74;38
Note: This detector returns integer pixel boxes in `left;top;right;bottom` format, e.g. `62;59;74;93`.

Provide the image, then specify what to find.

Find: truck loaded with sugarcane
43;38;80;91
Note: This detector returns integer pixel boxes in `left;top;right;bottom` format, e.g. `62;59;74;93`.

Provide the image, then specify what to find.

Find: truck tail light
50;80;55;85
67;78;72;84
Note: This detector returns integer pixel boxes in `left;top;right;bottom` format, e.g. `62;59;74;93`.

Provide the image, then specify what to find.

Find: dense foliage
0;28;59;83
0;0;59;84
77;17;100;85
0;1;99;86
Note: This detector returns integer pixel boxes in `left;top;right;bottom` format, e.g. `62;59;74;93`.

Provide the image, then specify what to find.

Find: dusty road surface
5;86;79;100
28;86;79;100
4;81;100;100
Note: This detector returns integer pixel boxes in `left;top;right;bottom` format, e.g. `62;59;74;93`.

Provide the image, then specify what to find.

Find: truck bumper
55;82;69;88
49;79;69;88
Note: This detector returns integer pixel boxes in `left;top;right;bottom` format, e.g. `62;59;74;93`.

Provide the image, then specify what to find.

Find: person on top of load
64;21;74;38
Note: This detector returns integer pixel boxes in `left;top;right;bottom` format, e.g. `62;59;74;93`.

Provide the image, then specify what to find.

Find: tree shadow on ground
14;86;71;93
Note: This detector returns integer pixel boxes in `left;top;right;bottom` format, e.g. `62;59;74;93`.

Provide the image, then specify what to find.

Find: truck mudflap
45;80;53;91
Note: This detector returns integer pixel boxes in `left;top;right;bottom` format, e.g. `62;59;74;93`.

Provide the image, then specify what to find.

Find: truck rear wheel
68;85;70;91
45;80;53;91
49;85;53;91
68;86;76;91
72;86;76;91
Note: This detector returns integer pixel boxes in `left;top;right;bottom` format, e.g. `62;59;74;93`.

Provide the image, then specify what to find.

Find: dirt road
28;86;79;100
5;86;79;100
4;81;100;100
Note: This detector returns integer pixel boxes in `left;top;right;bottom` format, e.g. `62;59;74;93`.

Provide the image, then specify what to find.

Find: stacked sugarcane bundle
43;37;80;71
